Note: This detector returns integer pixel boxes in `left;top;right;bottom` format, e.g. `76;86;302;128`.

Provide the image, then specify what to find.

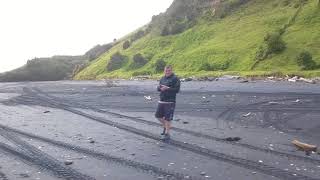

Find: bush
170;21;187;35
282;0;290;6
132;70;152;76
218;61;231;70
123;40;131;50
296;51;317;70
216;0;249;18
154;59;166;73
199;61;230;71
264;32;286;53
199;62;213;71
106;52;127;71
160;18;189;36
130;53;147;69
255;45;269;60
256;32;286;61
130;30;145;42
272;2;279;8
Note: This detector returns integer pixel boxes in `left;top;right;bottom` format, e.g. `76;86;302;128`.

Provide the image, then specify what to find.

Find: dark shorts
155;102;176;121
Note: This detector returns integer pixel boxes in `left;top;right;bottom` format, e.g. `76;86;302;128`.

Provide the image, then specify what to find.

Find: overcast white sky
0;0;173;73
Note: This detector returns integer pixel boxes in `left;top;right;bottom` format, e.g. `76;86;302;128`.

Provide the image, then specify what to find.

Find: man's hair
165;65;173;69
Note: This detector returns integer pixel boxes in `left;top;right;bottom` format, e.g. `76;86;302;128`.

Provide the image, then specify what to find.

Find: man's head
164;65;173;77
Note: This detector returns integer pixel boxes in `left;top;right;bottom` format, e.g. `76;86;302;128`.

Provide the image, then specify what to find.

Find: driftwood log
292;139;317;155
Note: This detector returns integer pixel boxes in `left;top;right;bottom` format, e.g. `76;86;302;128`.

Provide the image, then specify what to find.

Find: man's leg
158;118;166;135
158;118;165;126
164;103;174;135
164;119;171;134
155;103;166;135
161;119;171;141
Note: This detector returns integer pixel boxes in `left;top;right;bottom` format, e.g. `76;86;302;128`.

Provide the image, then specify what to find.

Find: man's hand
160;85;169;91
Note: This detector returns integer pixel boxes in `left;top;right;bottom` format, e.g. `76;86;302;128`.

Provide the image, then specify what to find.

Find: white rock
144;96;152;100
294;99;300;103
242;112;251;117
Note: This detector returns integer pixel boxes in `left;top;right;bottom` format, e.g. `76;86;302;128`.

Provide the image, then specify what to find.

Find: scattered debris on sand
130;75;151;81
104;79;118;87
155;74;319;84
287;76;316;84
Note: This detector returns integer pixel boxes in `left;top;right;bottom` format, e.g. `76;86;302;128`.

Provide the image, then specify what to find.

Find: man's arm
166;78;180;93
157;78;163;91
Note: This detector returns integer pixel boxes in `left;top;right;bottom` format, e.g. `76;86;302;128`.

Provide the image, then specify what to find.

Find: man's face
164;67;173;77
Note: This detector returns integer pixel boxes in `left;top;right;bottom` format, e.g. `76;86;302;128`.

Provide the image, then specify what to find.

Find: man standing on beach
155;65;180;141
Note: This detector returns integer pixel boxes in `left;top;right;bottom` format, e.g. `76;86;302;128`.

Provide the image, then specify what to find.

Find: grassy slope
256;0;320;71
75;0;320;80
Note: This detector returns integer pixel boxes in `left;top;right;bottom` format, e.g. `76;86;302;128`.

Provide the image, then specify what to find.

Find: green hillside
75;0;320;80
0;43;113;82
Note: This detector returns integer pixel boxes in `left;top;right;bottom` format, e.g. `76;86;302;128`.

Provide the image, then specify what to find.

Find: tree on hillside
123;40;130;50
106;52;127;71
154;59;166;73
296;51;317;70
131;53;147;69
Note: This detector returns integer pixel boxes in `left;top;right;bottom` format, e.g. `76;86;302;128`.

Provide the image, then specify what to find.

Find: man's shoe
161;128;166;135
161;133;170;141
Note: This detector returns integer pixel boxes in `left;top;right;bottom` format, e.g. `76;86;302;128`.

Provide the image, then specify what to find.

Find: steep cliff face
149;0;214;35
165;0;213;19
149;0;251;36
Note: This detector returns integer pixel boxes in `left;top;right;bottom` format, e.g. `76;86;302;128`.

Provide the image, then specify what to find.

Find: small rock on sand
64;160;73;165
200;172;206;176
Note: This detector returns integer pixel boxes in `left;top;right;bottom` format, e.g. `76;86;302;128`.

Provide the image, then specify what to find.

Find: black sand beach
0;79;319;180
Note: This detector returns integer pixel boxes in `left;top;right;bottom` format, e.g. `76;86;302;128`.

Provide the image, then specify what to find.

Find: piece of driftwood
292;139;317;155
